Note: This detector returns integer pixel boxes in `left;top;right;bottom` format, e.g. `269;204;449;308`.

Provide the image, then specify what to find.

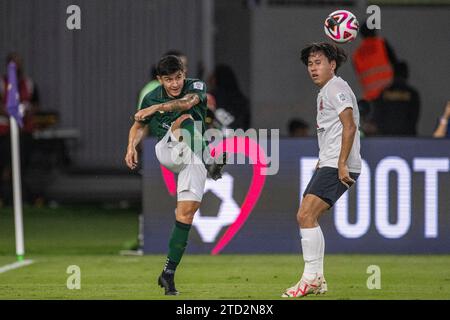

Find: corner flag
6;62;23;127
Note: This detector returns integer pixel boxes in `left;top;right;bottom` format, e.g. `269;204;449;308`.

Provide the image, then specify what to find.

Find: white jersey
316;76;361;173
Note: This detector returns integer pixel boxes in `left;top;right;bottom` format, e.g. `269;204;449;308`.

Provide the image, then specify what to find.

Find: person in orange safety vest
352;22;398;101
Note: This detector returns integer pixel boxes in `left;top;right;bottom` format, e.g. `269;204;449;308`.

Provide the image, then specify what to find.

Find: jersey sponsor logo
317;127;325;133
337;92;347;103
193;81;204;90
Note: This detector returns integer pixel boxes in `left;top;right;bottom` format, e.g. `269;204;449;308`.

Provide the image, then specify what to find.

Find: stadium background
1;0;450;301
1;0;449;168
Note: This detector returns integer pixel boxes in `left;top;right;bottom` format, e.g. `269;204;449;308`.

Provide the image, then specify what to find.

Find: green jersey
139;78;208;141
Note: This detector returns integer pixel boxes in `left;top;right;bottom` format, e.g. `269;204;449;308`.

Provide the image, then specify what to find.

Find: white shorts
155;127;207;202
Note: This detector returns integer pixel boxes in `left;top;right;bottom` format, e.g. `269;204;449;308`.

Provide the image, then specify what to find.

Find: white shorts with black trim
155;126;207;202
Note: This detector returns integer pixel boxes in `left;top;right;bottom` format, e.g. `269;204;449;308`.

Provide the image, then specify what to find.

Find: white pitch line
0;260;35;274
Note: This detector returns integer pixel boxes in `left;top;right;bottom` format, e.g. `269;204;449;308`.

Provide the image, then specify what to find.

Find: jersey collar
319;75;338;95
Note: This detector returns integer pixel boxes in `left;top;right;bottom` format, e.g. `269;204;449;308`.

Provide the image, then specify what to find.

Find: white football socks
300;226;325;280
318;225;325;275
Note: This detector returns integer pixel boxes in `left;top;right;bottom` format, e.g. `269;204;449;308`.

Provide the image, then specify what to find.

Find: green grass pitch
1;207;449;300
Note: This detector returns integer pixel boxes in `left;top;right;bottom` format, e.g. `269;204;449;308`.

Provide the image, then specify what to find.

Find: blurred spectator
136;65;159;111
352;21;397;102
204;93;219;130
0;52;40;205
208;64;251;131
357;99;377;137
288;118;310;137
371;61;420;136
433;101;450;138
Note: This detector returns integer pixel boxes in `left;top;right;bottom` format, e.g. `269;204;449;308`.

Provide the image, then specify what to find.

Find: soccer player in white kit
282;43;362;298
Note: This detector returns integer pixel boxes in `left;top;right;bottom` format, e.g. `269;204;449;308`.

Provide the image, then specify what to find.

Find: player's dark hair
156;55;184;76
300;42;347;72
164;49;185;57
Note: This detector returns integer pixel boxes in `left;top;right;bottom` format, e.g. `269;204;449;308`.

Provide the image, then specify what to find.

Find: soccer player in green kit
125;55;226;295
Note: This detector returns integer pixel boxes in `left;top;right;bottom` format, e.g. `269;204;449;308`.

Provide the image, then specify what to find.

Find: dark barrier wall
0;0;204;168
143;138;450;254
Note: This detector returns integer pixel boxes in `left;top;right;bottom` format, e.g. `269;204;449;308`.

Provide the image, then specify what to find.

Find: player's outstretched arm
134;94;200;121
125;121;148;170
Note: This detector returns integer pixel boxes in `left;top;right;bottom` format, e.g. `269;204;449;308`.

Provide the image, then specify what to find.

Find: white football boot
281;274;323;298
317;274;327;294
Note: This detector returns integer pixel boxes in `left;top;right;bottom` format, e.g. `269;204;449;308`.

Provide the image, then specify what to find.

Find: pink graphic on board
159;136;268;255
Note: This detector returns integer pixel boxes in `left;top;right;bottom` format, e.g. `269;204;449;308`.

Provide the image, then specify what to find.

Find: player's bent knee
177;200;201;214
171;115;194;142
297;209;316;227
176;201;200;224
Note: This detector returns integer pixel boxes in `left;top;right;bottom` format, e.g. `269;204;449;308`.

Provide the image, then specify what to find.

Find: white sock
318;226;325;275
300;226;322;280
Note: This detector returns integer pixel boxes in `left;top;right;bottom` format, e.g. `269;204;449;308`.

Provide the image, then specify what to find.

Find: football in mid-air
324;10;359;44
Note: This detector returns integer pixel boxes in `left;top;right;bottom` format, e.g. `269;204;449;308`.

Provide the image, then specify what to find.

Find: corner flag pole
10;116;24;261
6;62;25;262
